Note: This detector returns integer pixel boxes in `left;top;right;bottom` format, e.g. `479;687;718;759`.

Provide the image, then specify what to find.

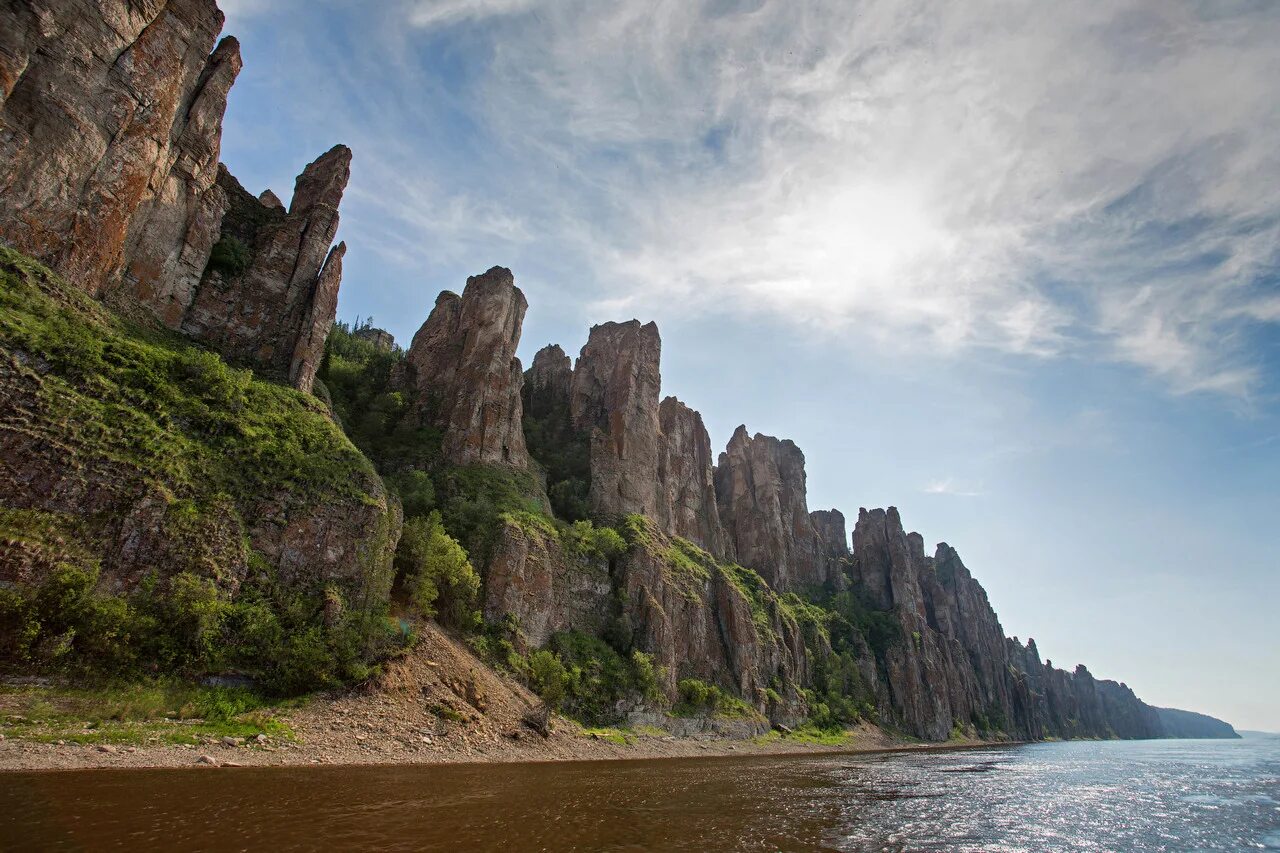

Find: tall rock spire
180;144;353;391
714;426;829;590
570;320;664;518
401;266;530;468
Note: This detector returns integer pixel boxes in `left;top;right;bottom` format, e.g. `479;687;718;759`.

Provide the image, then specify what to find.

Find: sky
217;0;1279;732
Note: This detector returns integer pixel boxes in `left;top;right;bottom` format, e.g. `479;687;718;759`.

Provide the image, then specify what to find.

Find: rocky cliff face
656;398;728;555
1154;707;1241;739
570;321;664;518
715;427;829;591
846;506;1167;741
0;248;399;607
400;267;530;468
617;520;811;725
0;0;228;293
526;344;574;409
0;0;351;392
482;519;612;648
179;149;351;392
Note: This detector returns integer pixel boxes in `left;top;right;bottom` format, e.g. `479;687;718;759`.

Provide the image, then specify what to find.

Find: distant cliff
1155;707;1241;739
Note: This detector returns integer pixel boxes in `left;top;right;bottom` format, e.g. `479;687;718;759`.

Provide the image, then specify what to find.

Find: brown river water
4;737;1279;851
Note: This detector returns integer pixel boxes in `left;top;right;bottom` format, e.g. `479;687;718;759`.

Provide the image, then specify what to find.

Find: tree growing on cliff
396;512;480;630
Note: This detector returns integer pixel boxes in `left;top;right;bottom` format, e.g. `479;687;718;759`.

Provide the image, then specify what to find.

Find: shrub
396;512;481;630
564;520;627;561
674;677;756;719
525;649;568;708
207;236;251;277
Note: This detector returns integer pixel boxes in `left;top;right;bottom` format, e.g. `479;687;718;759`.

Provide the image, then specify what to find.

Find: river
4;735;1278;851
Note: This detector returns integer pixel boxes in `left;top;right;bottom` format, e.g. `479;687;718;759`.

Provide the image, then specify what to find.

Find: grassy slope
0;247;403;694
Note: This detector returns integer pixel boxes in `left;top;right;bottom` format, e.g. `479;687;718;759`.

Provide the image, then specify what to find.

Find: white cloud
923;478;986;498
405;0;541;29
453;0;1280;394
262;0;1280;398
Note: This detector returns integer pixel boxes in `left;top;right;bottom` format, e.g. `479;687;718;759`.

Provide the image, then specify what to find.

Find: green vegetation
206;235;251;277
396;512;481;631
0;560;408;695
673;678;759;719
521;375;591;521
752;725;857;746
0;248;405;693
0;681;296;745
523;631;663;726
472;626;663;727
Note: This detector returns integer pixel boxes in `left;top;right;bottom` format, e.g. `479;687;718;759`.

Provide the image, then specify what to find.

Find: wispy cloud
405;0;541;29
923;478;986;498
228;0;1280;398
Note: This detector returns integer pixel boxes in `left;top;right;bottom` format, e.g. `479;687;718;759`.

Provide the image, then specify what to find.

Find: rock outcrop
846;506;1167;741
179;148;351;393
0;0;228;293
482;519;612;648
617;520;811;725
0;248;399;606
570;321;663;518
714;427;829;591
0;1;351;393
526;344;574;409
811;509;851;589
656;398;728;555
113;35;242;328
400;267;530;468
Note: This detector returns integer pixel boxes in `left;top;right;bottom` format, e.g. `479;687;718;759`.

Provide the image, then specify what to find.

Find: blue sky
218;0;1279;731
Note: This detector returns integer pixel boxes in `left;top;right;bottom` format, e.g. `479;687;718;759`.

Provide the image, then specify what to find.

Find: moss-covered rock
0;247;402;690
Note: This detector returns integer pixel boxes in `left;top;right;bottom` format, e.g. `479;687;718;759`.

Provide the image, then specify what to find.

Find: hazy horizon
217;0;1279;731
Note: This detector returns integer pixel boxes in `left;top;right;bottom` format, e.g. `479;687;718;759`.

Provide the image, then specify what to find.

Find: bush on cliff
396;512;481;631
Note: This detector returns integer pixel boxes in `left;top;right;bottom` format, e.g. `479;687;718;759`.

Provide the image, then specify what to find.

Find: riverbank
0;716;1001;772
0;623;1007;773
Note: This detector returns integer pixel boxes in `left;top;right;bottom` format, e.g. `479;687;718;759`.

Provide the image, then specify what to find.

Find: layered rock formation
616;520;811;725
570;321;664;518
656;398;728;555
0;0;229;292
400;267;530;468
179;151;351;392
0;0;351;392
846;506;1169;741
715;427;829;591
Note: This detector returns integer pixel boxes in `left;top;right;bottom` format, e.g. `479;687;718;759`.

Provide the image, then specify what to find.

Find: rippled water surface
5;735;1278;851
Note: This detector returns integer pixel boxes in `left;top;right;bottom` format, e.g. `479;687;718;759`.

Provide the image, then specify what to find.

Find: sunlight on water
4;736;1278;851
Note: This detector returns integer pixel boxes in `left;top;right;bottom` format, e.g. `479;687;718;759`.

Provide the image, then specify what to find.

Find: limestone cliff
656;398;728;555
848;506;1167;741
0;0;228;292
615;520;811;725
179;150;351;392
400;267;530;468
